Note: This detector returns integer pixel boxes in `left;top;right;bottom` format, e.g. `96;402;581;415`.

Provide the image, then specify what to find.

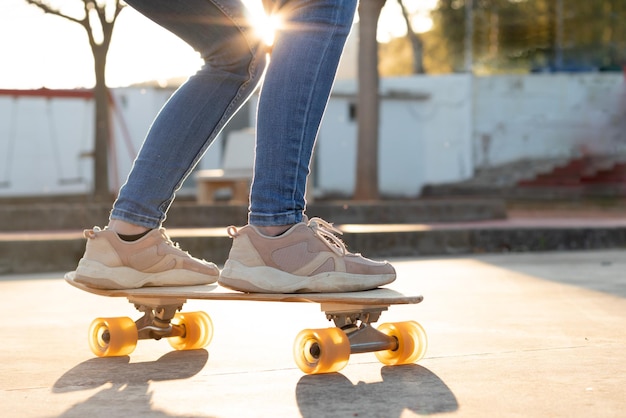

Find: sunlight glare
378;0;435;43
243;0;280;46
411;14;434;34
247;8;280;46
2;0;434;89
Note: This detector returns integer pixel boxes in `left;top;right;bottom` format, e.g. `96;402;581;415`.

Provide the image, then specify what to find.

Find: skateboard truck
321;303;398;354
130;297;187;340
127;298;400;355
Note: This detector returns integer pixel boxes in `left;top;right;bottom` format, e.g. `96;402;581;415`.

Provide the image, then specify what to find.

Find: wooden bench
195;128;255;204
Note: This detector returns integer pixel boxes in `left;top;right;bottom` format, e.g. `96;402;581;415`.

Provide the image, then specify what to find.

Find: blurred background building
1;0;626;199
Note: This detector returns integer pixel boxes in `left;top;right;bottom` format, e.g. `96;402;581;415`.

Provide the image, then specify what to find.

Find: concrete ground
1;250;625;417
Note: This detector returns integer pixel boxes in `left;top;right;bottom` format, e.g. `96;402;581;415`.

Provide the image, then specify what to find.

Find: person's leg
249;0;356;228
220;0;397;293
112;0;266;229
75;0;267;290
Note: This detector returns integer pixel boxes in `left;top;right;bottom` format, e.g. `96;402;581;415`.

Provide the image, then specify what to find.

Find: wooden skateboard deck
65;271;427;374
65;271;422;305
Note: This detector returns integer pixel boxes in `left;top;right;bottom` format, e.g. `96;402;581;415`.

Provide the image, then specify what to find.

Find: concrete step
423;156;626;199
3;217;626;275
0;199;506;231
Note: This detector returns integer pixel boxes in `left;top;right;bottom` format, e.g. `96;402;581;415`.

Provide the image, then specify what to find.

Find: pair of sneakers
74;217;395;293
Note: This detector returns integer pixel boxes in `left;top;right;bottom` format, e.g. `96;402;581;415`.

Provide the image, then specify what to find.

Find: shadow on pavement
296;364;457;417
52;350;212;418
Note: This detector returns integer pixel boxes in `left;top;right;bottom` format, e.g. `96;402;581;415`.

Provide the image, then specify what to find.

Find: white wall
2;73;625;198
473;73;626;168
0;87;226;197
0;94;94;196
316;73;626;197
317;75;473;197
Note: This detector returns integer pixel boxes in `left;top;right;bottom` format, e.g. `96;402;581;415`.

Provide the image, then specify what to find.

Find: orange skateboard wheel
168;311;213;351
375;321;427;365
293;327;350;374
88;317;138;357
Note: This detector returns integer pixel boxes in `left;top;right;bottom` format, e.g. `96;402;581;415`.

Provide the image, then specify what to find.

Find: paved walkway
1;250;625;417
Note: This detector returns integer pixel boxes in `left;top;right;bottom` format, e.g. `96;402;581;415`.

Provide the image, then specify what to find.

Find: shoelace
159;228;184;250
84;226;101;239
307;217;347;256
228;218;349;256
227;225;240;238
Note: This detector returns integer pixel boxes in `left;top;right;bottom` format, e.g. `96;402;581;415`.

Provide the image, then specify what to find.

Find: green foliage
428;0;467;73
381;0;626;74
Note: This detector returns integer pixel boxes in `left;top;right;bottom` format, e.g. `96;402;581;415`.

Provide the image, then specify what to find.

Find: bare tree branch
25;0;86;26
25;0;124;47
397;0;425;74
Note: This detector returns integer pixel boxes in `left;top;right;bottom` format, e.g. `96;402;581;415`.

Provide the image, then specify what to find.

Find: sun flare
250;12;281;46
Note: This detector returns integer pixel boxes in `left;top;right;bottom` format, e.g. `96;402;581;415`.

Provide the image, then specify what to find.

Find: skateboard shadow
296;364;458;417
53;350;212;417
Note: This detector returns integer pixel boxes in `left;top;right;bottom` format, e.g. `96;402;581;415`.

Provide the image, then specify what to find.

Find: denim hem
110;209;163;230
248;210;304;227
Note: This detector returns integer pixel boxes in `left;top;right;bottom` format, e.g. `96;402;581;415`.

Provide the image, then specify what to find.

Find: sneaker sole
219;260;395;293
75;259;218;290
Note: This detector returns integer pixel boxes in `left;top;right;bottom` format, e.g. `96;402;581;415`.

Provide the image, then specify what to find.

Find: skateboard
65;271;427;375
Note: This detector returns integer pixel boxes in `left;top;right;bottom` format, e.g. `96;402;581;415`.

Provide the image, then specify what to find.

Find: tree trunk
354;0;386;201
398;0;425;74
24;0;123;200
92;45;111;199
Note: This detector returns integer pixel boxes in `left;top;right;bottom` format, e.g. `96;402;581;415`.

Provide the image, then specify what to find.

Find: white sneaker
74;227;219;289
219;217;396;293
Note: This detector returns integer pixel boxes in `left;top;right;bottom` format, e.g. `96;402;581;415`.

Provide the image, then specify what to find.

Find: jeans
111;0;357;228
